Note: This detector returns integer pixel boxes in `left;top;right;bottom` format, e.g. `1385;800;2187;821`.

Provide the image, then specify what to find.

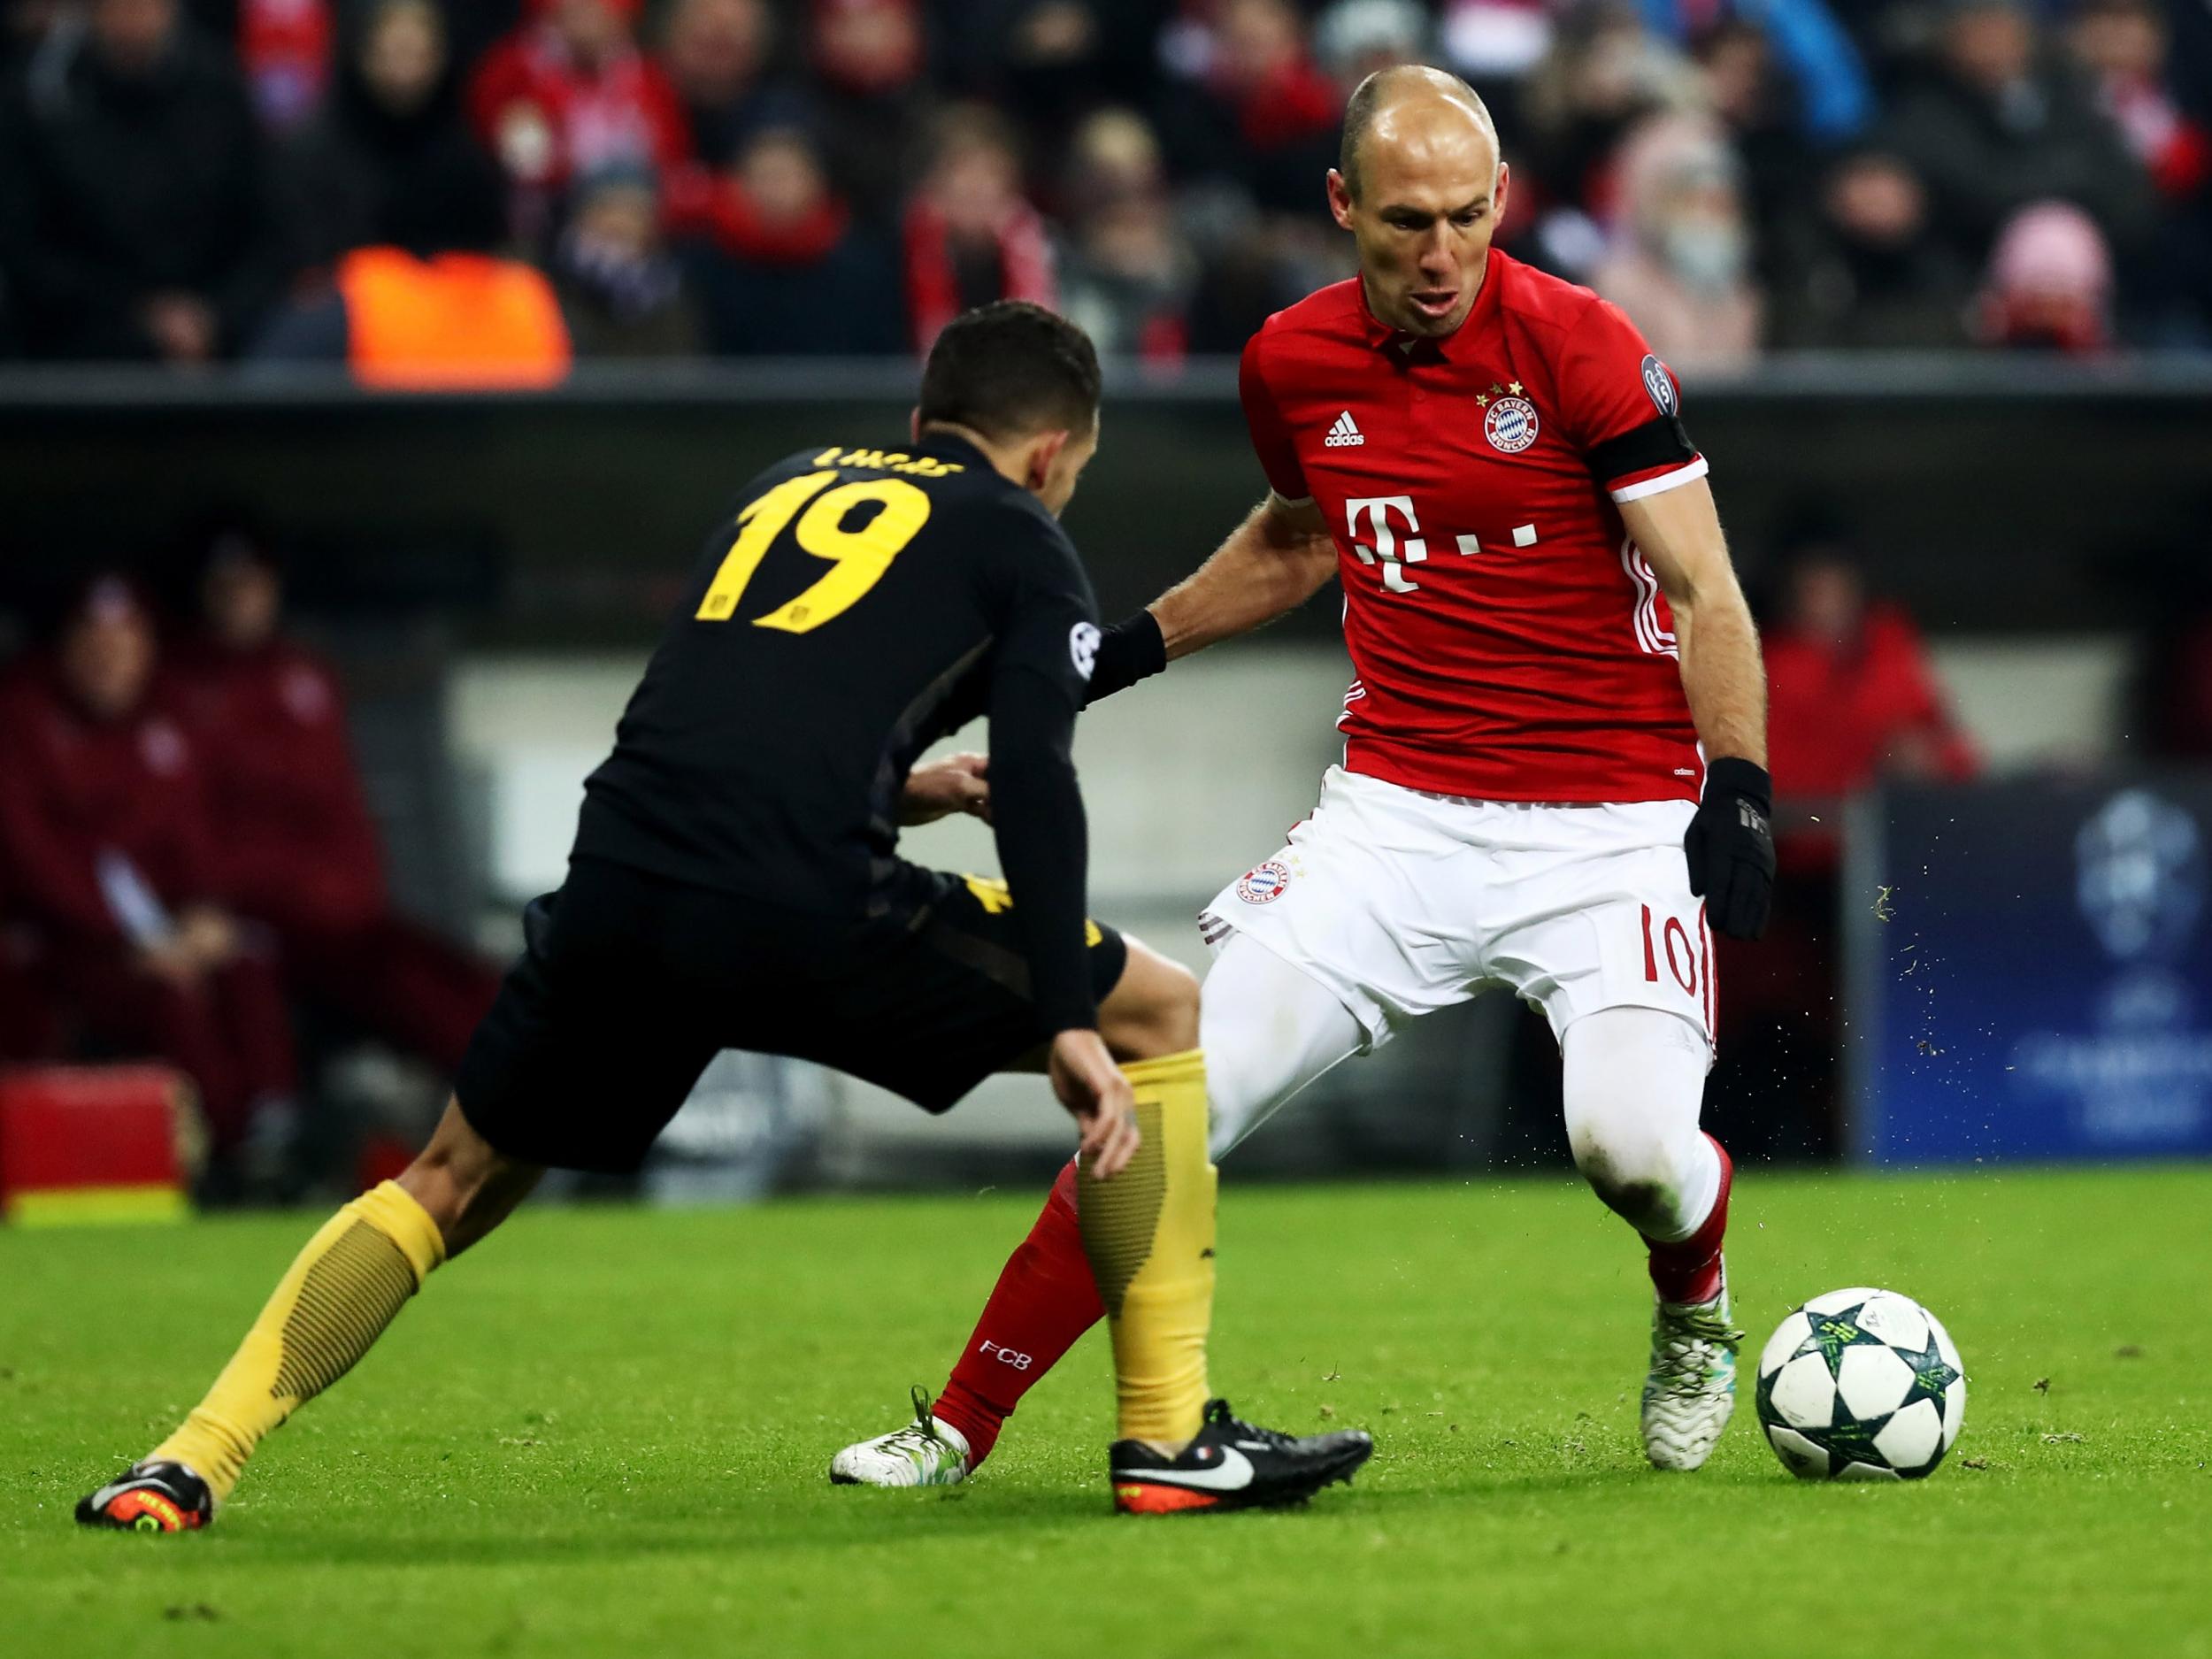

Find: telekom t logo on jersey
1345;496;1428;593
1344;495;1551;603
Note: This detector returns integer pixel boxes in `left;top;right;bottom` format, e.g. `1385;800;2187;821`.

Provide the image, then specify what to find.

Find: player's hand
1047;1029;1139;1179
898;753;992;826
1686;757;1776;940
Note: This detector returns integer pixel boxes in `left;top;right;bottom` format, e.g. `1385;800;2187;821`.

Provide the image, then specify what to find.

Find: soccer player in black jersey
75;303;1371;1532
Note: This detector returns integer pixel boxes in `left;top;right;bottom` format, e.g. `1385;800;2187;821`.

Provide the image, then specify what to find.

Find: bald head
1326;64;1509;337
1339;65;1498;204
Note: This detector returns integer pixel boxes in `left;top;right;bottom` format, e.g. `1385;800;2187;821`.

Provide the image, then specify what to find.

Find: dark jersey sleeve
984;505;1104;1033
1555;296;1708;503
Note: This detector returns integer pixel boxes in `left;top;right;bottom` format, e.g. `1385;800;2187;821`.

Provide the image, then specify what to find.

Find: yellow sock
150;1180;446;1501
1076;1048;1214;1446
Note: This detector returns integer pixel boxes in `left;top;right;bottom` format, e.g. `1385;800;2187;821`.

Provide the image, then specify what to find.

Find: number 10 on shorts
1641;903;1701;996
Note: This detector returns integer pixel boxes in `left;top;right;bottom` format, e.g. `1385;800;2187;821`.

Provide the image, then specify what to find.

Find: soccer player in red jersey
834;65;1775;1484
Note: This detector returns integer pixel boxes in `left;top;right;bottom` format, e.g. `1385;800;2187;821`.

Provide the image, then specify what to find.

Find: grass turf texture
4;1167;2206;1658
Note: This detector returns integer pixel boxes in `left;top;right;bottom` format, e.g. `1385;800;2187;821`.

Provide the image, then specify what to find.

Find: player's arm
1624;480;1764;770
1623;479;1776;941
1085;496;1337;701
1085;333;1339;703
987;527;1138;1172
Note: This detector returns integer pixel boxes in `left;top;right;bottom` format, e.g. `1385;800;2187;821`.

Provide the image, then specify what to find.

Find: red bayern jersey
1240;247;1709;803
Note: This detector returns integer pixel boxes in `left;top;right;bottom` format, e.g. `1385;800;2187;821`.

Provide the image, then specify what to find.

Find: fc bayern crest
1237;860;1292;904
1485;396;1539;453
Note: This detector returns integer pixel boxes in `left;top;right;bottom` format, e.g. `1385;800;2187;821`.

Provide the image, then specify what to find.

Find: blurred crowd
2;0;2208;375
0;535;501;1199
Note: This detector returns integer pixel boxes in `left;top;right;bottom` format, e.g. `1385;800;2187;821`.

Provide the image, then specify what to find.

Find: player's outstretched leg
76;1100;541;1531
1561;1006;1742;1471
831;935;1365;1485
1082;1048;1371;1514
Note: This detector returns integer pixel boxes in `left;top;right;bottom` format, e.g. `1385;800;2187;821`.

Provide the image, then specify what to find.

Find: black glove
1685;757;1775;941
1081;609;1166;706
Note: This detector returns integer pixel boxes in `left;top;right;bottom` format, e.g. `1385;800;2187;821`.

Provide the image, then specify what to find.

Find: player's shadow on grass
228;1487;1259;1566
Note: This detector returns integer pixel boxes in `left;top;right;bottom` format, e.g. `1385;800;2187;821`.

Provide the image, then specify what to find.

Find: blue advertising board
1846;777;2212;1164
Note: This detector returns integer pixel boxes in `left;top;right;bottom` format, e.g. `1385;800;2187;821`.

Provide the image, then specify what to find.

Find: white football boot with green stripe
1641;1271;1744;1471
829;1386;972;1488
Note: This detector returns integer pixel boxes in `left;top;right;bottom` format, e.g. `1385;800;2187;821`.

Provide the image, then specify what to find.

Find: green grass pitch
3;1166;2207;1657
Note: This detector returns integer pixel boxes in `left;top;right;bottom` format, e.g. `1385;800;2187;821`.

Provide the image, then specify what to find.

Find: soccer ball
1754;1287;1967;1480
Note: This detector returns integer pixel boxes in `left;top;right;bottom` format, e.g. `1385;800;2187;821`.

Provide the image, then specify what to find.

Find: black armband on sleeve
1082;610;1167;707
1586;414;1698;487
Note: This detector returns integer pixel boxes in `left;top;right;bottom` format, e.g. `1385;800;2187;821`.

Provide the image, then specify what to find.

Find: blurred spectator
1056;107;1197;363
1522;3;1703;210
1439;0;1555;83
469;0;691;247
2069;0;2208;198
1516;2;1701;274
2067;0;2212;342
279;0;486;276
1769;148;1975;347
1886;0;2154;266
1647;0;1870;144
1973;196;2112;351
253;150;572;387
1764;545;1979;820
0;0;284;362
810;0;934;215
658;0;797;167
553;161;703;356
236;0;332;131
164;529;502;1079
1156;0;1341;215
1709;541;1977;1157
1591;118;1762;367
1692;18;1816;237
1314;0;1434;88
931;2;1164;161
0;576;298;1167
670;124;904;354
902;104;1055;352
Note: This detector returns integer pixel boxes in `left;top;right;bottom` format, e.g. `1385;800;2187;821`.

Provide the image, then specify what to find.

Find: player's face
1033;415;1100;519
1329;111;1509;338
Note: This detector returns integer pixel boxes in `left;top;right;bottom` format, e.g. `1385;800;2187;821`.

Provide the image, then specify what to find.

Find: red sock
932;1160;1104;1469
1646;1134;1732;1305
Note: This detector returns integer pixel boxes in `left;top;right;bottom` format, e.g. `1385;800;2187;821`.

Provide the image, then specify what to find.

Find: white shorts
1199;766;1715;1056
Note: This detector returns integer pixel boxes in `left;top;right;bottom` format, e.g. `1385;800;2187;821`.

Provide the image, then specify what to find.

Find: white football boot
1641;1268;1744;1471
828;1386;972;1488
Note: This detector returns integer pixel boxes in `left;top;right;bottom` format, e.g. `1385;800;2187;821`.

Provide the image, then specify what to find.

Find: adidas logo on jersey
1324;411;1364;447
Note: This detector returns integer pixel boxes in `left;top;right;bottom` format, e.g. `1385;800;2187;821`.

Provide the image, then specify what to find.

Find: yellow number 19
694;472;933;634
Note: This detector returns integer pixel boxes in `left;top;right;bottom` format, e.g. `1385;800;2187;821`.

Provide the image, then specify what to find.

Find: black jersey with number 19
572;431;1103;1026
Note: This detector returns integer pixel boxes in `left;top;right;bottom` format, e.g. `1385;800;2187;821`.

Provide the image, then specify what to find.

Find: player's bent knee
400;1098;544;1255
1573;1149;1671;1231
1100;941;1200;1061
1561;1006;1709;1232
